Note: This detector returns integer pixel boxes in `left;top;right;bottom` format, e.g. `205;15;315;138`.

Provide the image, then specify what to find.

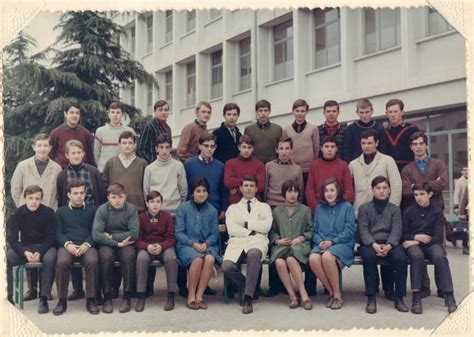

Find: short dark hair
356;98;373;111
276;136;293;149
319;178;343;205
155;133;172;147
108;101;124;112
119;131;137;143
67;179;85;193
154;100;169;111
371;176;390;188
189;177;210;194
320;135;338;147
323;100;339;111
64;100;80;113
409;131;428;145
107;183;126;196
281;179;300;198
385;98;404;111
240;175;258;187
292;99;309;111
239;135;255;146
223;103;240;115
146;190;163;202
255;99;271;111
361;129;379;142
412;182;433;193
23;185;43;198
198;132;216;144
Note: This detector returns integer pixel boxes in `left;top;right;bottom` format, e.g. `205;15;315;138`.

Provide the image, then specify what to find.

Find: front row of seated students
7;175;458;315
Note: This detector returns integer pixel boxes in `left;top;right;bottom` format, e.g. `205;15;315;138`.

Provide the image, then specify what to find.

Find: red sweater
224;157;266;205
305;158;354;213
49;124;95;168
136;211;176;251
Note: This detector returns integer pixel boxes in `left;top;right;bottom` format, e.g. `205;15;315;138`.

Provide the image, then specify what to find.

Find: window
364;8;400;54
145;16;153;54
209;9;222;21
210;50;223;99
165;10;173;43
273;20;294;81
146;83;153;113
130;26;136;57
165;70;173;109
130;83;135;107
314;8;340;68
427;8;453;36
186;61;196;106
186;10;196;32
239;37;251;91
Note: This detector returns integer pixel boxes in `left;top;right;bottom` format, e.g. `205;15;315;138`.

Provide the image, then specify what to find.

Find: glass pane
315;49;327;68
240;55;250;75
274;21;292;41
212;50;222;65
325;8;339;22
365;32;376;54
380;9;396;50
364;8;376;35
326;21;339;47
286;38;294;63
240;73;251;91
274;42;284;65
314;8;326;26
327;44;340;65
315;27;326;51
187;61;195;75
240;37;251;55
274;63;284;81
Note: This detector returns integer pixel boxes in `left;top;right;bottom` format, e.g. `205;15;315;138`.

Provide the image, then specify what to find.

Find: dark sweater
402;203;445;244
8;204;56;256
342;120;387;163
136;211;176;251
358;201;402;247
136;118;171;164
56;204;97;247
49;124;95;168
244;122;282;163
384;122;419;171
212;123;242;163
318;123;346;158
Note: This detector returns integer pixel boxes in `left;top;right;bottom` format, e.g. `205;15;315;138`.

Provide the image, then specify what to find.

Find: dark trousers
406;244;454;292
360;244;407;298
98;245;136;295
7;246;57;299
222;249;262;298
55;247;98;299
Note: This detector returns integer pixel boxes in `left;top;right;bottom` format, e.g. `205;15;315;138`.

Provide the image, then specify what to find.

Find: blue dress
175;200;222;267
311;201;356;267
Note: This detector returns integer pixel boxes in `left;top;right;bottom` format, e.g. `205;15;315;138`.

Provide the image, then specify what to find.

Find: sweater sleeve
10;164;23;207
111;206;139;242
224;161;240;189
143;165;151;199
341;127;353;163
312;206;324;247
161;214;176;250
358;204;375;246
342;164;354;203
92;207;118;246
204;208;219;247
312;127;320;160
402;208;415;241
93;131;102;167
387;157;402;206
39;208;57;256
178;163;188;202
175;204;193;246
102;159;111;187
48;128;59;163
401;166;414;198
84;129;96;166
429;161;448;196
432;209;445;244
7;211;27;256
176;125;193;161
386;206;402;248
55;210;69;247
333;204;356;245
305;164;317;213
256;161;266;195
219;173;229;212
135;215;149;250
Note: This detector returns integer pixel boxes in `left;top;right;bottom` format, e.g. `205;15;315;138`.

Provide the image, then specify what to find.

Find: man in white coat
222;175;272;314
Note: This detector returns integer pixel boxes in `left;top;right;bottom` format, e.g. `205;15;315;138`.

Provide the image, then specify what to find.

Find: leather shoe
365;297;377;314
394;298;409;312
37;297;49;314
135;298;145;312
204;286;217;296
102;299;114;314
119;299;131;313
164;295;175;311
53;300;67;315
187;301;199;310
447;298;458;313
86;300;100;315
24;289;38;301
197;299;208;310
302;299;313;310
67;289;85;301
411;299;423;314
330;298;343;310
325;294;334;308
242;301;253;314
289;296;299;309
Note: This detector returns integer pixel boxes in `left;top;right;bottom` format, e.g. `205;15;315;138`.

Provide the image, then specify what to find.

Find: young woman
175;177;221;310
270;180;313;310
309;178;355;310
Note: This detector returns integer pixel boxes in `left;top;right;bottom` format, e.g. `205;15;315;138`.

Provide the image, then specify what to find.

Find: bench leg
223;276;229;304
15;265;25;310
338;268;343;296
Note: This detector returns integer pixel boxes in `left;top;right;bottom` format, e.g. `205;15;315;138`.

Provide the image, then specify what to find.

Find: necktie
230;128;236;142
247;200;251;213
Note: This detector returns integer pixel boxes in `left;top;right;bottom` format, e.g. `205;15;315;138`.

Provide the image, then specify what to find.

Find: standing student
137;100;172;164
49;101;95;168
213;103;242;163
244;99;283;164
94;101;136;172
453;166;468;215
318;100;346;158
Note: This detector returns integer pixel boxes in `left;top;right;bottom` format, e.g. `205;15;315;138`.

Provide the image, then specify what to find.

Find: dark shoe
135;298;145;312
24;288;38;301
411;299;423;314
462;247;469;255
262;287;280;298
204;286;217;296
325;294;334;308
384;291;395;301
289;296;299;309
447;300;458;313
302;299;313;310
187;301;199;310
67;289;85;301
119;299;131;313
242;301;253;314
394;298;409;312
437;289;444;298
420;288;431;299
179;288;188;298
197;299;208;310
86;300;100;315
53;299;67;315
112;288;120;299
102;299;113;314
365;297;377;314
164;294;175;311
37;297;49;314
330;298;343;310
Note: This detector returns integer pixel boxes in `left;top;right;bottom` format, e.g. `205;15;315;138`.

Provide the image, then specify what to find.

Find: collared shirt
275;159;293;165
198;155;214;164
64;202;91;248
34;157;49;176
118;153;137;169
195;119;207;129
257;121;270;130
292;120;307;134
147;211;160;223
226;124;237;142
415;155;430;175
68;202;86;210
63;122;80;131
323;122;341;136
363;152;376;165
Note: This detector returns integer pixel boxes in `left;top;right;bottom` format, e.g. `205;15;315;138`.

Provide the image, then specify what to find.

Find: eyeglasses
201;144;216;149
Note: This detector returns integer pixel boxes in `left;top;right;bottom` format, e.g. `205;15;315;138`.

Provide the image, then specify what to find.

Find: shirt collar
68;202;86;210
119;153;136;161
257;120;270;129
195;119;207;129
415;154;430;164
198;155;213;163
275;158;293;165
147;211;160;222
63;122;80;131
241;197;257;204
387;121;406;129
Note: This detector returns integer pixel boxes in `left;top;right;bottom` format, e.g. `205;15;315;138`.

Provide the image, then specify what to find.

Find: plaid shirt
66;163;95;205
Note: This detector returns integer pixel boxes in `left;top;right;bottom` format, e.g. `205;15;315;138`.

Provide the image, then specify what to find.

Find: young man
342;98;387;163
143;134;188;216
213;102;242;163
402;182;458;314
177;101;212;162
137;100;172;164
224;135;265;205
223;175;273;314
282;99;319;184
49;101;95;168
453;166;468;215
92;183;139;314
358;176;408;314
384;99;420;172
318;100;346;158
7;185;57;314
349;129;402;218
53;180;99;315
244;99;283;164
94;101;136;172
183;133;228;221
103;131;148;212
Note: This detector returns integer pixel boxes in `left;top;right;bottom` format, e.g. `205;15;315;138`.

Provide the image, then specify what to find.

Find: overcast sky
23;11;60;55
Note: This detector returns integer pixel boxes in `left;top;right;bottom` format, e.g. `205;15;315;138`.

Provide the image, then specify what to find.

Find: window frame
238;37;252;91
210;49;223;99
363;8;401;55
313;8;341;69
145;15;153;54
164;10;173;44
185;10;196;33
426;7;453;36
164;70;173;111
272;19;294;82
186;61;196;107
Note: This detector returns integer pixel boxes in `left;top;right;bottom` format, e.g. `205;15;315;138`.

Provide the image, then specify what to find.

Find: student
53;180;100;315
453;166;468;216
212;102;242;163
177;101;212;162
223;175;273;314
402;182;458;314
103;131;147;212
6;185;57;314
309;178;356;310
224;135;265;205
175;177;221;310
49;101;95;168
135;191;178;312
342;98;387;163
269;180;313;310
244;99;283;164
358;176;408;314
282;99;319;184
92;183;139;314
94;101;136;172
137;100;172;164
318;100;346;158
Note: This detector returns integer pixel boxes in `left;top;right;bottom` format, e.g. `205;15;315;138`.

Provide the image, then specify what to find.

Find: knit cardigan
282;123;319;172
244;122;282;163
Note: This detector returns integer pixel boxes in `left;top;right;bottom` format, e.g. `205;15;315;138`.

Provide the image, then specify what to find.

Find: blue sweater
183;156;229;213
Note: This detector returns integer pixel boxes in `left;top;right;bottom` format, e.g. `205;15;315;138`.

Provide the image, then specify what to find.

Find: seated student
53;180;99;315
6;185;57;314
401;182;458;314
92;183;139;314
309;178;355;310
358;176;408;314
175;177;221;310
135;191;178;312
269;180;313;310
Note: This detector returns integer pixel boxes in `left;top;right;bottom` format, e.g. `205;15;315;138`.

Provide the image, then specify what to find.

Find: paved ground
11;245;470;334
